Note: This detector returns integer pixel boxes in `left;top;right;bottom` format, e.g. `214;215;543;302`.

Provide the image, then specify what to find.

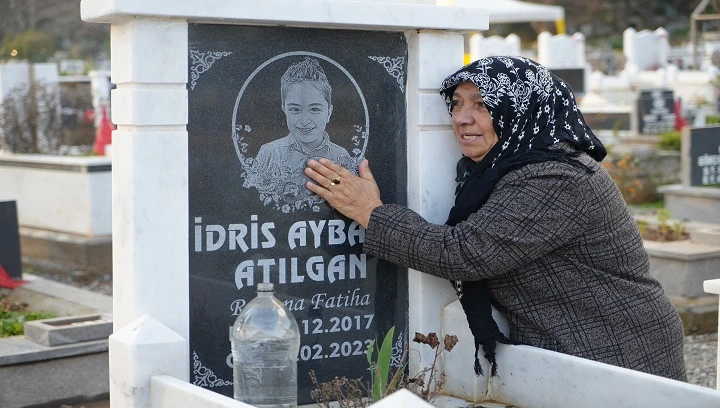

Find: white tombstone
89;70;112;127
59;59;87;76
623;27;669;73
0;61;59;100
0;62;61;152
536;31;589;95
537;31;586;68
468;33;521;61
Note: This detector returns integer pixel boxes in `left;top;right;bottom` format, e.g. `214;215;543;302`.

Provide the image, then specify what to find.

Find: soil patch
0;293;56;337
640;226;690;242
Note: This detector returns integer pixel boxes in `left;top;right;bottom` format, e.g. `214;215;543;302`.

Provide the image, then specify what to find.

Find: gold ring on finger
330;177;341;186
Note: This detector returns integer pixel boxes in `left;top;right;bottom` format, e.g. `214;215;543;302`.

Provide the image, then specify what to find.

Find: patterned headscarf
439;57;607;377
440;56;606;167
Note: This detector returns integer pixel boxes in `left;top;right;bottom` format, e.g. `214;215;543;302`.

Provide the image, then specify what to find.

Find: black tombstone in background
550;68;585;96
0;200;22;279
636;89;675;135
187;25;409;403
688;126;720;186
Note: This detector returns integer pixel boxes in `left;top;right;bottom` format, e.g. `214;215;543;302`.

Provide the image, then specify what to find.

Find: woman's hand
305;158;382;228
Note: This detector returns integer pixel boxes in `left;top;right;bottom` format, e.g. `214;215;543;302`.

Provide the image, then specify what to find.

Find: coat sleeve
363;163;592;281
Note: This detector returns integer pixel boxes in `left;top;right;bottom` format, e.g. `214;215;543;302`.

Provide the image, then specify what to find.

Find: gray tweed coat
363;152;686;381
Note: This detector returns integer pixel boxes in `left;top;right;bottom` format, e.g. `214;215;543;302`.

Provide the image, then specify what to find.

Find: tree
0;0;108;62
0;30;56;62
0;0;39;38
0;80;64;154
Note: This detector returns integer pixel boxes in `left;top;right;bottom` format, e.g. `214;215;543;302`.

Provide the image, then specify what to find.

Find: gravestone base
658;184;720;224
672;295;718;335
0;349;109;408
644;239;720;334
0;274;111;408
644;239;720;298
19;227;112;277
615;134;661;148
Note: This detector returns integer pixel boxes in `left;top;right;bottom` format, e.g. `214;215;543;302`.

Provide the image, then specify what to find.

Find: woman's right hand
305;158;383;228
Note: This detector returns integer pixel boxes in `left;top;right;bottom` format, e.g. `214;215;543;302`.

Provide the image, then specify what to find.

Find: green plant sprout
310;326;458;407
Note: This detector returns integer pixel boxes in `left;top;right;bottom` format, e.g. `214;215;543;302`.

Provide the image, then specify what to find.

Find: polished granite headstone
187;24;409;403
549;68;585;96
688;126;720;186
636;89;675;135
0;200;22;279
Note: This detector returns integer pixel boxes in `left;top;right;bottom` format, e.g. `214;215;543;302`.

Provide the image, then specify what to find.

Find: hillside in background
0;0;710;63
488;0;705;47
0;0;108;63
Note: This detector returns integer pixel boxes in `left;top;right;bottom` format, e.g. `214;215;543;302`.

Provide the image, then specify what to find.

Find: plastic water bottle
231;283;301;408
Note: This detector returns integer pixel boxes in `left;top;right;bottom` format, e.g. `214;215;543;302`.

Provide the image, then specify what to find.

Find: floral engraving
390;331;405;368
189;50;232;90
192;351;232;387
368;56;405;93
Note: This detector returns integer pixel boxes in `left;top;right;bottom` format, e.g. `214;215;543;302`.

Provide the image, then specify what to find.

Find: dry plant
310;328;458;407
309;371;369;408
0;79;64;154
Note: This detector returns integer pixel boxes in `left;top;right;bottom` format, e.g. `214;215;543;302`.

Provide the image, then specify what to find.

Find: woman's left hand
305;158;382;228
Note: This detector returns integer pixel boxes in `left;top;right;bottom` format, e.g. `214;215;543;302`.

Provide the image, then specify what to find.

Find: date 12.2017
300;314;374;335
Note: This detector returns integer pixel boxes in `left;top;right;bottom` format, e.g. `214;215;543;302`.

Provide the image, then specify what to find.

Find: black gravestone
688;126;720;186
187;24;409;403
0;200;22;279
550;68;585;95
636;89;675;135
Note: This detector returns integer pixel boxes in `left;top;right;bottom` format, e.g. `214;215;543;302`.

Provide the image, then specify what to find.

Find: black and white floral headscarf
440;56;606;167
439;56;607;378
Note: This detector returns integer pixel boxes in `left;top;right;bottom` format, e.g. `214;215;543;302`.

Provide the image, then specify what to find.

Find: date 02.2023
299;339;372;361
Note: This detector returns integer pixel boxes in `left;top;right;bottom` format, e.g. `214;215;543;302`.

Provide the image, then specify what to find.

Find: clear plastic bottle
231;283;300;408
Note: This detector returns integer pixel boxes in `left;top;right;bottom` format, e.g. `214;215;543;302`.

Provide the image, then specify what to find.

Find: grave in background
660;125;720;223
635;89;676;135
0;200;22;280
637;125;720;334
537;32;588;97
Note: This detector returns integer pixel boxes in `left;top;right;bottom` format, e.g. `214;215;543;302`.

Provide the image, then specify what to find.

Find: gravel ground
684;332;717;389
25;271;719;390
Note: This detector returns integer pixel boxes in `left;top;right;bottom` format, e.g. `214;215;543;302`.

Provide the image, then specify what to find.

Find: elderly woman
304;56;686;381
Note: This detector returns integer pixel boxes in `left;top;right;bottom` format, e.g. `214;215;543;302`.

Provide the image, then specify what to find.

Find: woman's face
283;81;333;145
451;82;499;162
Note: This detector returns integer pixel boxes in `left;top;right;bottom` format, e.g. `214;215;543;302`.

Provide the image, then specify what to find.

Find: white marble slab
81;0;489;32
0;154;111;236
492;343;720;408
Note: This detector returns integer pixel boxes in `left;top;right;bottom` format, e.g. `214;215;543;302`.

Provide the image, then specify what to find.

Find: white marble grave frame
81;0;488;406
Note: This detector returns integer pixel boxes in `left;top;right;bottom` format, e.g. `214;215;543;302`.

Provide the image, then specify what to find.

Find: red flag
0;264;26;289
93;105;114;156
674;99;688;131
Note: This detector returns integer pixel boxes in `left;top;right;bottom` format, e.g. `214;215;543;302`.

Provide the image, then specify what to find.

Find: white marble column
404;29;490;400
109;18;190;406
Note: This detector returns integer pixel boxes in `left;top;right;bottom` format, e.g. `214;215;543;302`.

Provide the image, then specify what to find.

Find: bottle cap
257;282;274;292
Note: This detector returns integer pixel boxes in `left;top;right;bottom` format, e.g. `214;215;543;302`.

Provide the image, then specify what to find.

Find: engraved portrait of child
242;57;354;211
